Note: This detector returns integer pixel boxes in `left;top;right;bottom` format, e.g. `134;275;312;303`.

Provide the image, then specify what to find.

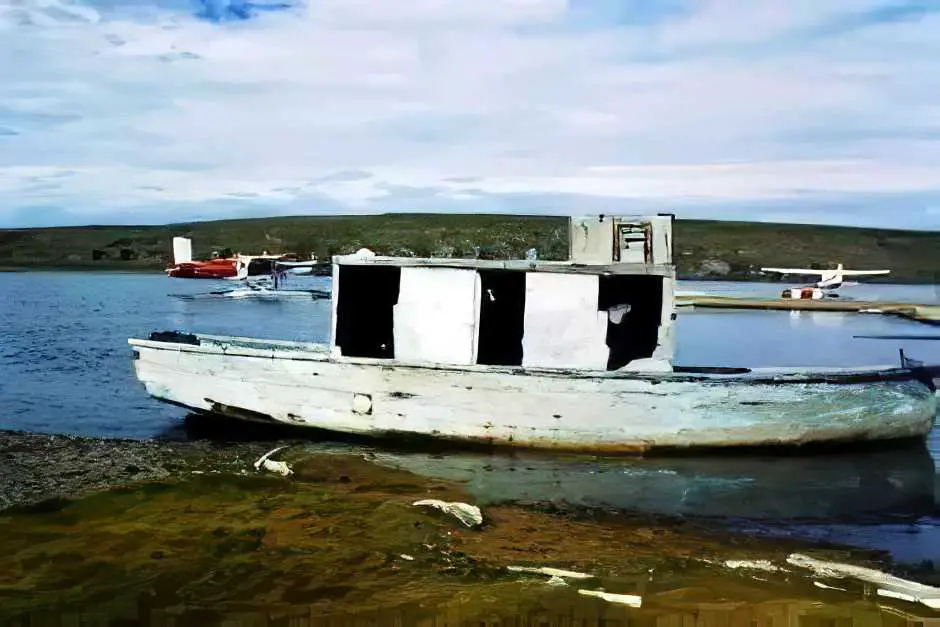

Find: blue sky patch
193;0;298;22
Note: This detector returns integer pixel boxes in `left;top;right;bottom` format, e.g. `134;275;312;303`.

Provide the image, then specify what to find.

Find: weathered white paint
327;216;677;369
394;267;481;366
128;334;937;454
330;255;673;277
329;261;340;357
657;275;677;360
521;273;609;370
655;214;673;265
569;216;618;265
568;214;672;265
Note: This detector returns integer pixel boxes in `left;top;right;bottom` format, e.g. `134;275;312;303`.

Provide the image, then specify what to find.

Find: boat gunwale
127;334;937;387
329;255;675;277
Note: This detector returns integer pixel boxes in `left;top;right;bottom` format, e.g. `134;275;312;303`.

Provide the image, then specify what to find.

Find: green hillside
1;214;938;283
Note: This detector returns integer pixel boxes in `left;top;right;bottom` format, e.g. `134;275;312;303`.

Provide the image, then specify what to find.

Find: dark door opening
334;265;401;359
598;275;663;370
476;270;526;366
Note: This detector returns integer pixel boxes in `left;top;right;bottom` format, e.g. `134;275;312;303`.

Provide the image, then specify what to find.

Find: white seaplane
760;263;891;299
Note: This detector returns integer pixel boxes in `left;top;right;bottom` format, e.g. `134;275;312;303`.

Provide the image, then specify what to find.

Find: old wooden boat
129;215;938;454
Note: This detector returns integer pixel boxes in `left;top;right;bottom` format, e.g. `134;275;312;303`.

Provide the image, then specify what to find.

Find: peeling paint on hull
128;335;937;455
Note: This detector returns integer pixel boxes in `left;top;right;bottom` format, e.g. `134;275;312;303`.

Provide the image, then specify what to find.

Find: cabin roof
331;254;674;277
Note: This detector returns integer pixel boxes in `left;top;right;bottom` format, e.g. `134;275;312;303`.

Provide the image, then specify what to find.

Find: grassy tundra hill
1;214;939;283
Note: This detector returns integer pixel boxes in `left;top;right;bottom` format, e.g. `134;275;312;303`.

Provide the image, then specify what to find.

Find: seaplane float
761;264;891;299
129;215;939;455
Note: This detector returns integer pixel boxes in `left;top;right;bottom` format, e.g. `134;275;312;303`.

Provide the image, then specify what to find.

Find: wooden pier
676;295;940;326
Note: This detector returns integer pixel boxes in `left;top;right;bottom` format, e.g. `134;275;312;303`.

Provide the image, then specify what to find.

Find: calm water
2;272;940;564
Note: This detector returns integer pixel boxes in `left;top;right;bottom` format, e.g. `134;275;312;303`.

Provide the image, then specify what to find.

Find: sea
2;271;940;567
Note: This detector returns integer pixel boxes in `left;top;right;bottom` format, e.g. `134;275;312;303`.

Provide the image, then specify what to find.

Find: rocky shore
0;429;292;512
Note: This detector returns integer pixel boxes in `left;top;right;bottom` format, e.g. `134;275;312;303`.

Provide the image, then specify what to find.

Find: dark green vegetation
2;214;939;282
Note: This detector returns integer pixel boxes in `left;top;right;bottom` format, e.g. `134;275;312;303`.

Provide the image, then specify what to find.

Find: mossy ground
1;452;930;626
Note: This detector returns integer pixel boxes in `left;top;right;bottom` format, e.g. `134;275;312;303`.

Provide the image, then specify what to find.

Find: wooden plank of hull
129;337;937;454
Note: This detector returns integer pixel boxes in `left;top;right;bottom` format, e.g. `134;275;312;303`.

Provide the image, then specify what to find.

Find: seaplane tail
761;263;890;290
172;237;193;265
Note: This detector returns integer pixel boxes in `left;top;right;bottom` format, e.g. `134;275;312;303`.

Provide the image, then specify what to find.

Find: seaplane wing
761;267;829;276
760;267;890;276
838;269;891;276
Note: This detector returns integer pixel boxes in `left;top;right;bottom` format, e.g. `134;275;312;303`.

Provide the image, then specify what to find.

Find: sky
0;0;938;229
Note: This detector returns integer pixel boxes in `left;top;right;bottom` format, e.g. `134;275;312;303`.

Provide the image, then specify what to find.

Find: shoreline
4;215;939;285
1;265;938;285
0;265;164;274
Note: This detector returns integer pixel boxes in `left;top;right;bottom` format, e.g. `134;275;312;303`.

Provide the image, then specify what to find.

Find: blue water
0;272;332;437
2;272;940;564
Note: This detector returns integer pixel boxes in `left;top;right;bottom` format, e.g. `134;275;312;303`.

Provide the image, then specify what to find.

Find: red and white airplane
165;236;315;280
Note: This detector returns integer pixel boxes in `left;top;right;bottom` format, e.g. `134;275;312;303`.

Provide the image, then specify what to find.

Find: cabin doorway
334;265;401;359
599;275;663;370
476;270;525;366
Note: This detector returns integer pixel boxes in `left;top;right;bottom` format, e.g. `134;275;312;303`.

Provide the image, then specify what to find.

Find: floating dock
676;295;940;326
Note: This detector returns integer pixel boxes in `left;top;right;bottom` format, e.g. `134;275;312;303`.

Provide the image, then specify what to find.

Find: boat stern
128;333;214;414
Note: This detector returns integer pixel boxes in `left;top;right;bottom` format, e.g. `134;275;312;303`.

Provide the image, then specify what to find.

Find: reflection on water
157;413;940;569
369;444;938;522
169;414;939;524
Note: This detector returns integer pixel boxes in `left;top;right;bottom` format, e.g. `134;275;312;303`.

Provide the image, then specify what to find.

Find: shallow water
2;271;940;599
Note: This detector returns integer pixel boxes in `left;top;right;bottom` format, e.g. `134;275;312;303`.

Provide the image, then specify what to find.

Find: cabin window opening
598;275;663;370
476;270;525;366
334;265;401;359
614;223;650;263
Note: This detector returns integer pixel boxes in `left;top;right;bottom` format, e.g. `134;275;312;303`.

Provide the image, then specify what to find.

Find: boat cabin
329;215;676;372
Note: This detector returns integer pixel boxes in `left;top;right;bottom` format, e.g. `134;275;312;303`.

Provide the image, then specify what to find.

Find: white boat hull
129;334;937;454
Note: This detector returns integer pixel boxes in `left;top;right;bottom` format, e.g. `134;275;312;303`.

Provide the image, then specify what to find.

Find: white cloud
0;0;938;227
